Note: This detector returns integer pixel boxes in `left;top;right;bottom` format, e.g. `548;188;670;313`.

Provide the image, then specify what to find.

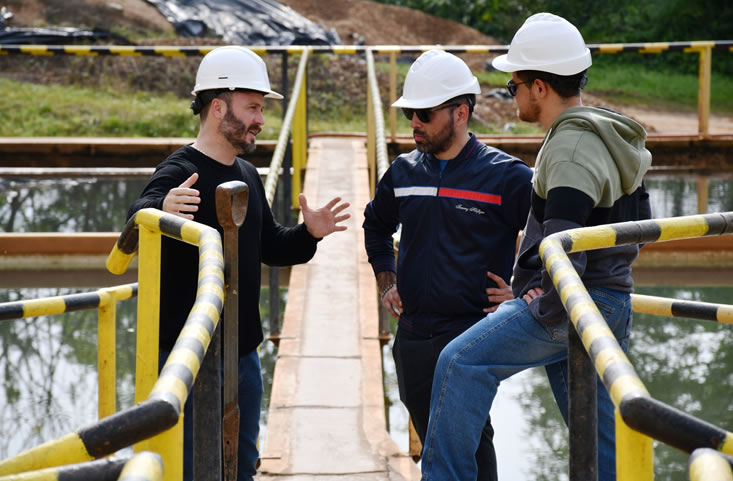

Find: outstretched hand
300;193;351;238
484;271;513;313
163;173;200;220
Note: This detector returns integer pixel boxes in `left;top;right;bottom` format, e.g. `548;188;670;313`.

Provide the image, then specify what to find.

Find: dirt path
621;107;733;135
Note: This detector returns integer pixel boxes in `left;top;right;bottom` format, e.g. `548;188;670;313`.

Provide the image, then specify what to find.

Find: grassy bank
1;58;732;137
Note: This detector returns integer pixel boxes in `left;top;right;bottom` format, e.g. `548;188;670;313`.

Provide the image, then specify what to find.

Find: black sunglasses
505;79;533;97
402;103;460;123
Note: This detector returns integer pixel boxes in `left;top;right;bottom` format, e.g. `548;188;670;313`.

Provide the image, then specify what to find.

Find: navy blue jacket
363;134;533;337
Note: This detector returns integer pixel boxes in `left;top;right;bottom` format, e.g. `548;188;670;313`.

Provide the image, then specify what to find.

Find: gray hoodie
512;106;652;330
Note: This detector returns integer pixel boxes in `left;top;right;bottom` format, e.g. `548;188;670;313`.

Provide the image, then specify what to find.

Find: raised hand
299;193;351;238
163;173;200;220
483;271;514;313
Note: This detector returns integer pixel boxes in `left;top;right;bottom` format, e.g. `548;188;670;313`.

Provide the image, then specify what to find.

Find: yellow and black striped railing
0;452;162;481
0;283;137;421
631;293;733;324
1;41;731;57
0;209;224;481
689;448;733;481
539;211;733;478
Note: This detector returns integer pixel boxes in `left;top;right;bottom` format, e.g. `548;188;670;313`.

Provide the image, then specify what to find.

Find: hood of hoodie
545;106;651;195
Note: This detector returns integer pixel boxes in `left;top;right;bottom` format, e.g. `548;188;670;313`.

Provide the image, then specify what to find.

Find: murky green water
1;172;732;479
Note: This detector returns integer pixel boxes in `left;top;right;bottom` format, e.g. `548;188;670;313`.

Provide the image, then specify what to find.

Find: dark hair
448;93;476;121
516;70;588;99
192;88;263;119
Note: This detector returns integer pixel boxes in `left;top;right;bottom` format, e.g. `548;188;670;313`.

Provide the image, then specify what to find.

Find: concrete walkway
257;137;420;481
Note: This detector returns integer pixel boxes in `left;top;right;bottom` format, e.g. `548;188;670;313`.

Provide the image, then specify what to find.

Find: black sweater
128;145;319;355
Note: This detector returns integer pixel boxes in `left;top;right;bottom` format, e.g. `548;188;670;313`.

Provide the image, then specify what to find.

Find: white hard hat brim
190;87;284;100
491;51;591;76
391;78;480;109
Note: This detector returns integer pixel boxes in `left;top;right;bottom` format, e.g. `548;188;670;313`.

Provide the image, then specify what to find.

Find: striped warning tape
0;41;730;57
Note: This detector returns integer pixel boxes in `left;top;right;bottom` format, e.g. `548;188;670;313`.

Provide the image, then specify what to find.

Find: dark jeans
392;325;498;481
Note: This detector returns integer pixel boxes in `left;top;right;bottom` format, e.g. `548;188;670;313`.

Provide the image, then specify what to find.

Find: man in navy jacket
362;49;533;481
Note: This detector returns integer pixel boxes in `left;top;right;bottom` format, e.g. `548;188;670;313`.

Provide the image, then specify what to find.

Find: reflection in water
0;286;282;459
0;177;147;233
645;173;733;218
0;288;137;458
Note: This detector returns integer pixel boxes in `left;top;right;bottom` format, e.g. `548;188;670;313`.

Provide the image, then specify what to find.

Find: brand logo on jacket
456;203;485;215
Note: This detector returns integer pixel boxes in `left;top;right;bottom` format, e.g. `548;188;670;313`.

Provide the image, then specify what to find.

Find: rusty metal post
568;322;598;481
194;322;222;481
215;181;249;481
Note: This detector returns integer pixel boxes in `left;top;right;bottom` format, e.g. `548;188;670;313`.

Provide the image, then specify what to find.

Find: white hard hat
191;45;283;99
492;13;591;76
392;49;480;109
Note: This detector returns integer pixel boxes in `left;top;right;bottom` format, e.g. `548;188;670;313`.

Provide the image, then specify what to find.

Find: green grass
584;62;733;112
0;77;284;138
476;62;733;113
2;57;732;138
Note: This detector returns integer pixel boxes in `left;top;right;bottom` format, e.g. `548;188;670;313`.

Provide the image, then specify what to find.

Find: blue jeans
160;348;263;481
421;288;632;481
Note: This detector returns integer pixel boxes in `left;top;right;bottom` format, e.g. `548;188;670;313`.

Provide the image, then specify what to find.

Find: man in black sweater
127;46;350;481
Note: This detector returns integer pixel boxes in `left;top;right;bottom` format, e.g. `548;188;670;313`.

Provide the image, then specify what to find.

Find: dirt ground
5;0;733;135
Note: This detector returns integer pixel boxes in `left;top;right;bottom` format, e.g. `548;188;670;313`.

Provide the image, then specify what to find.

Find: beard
414;113;456;155
518;92;541;123
219;109;261;154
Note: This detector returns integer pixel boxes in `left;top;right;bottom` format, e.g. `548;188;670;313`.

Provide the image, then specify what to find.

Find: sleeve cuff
370;257;396;276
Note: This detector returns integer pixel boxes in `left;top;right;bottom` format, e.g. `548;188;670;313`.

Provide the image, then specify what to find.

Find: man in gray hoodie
420;13;652;481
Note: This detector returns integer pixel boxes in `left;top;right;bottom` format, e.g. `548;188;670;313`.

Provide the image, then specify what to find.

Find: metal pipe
568;323;598;481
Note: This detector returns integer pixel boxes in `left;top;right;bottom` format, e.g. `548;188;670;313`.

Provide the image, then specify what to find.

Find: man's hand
300;193;350;238
163;173;200;220
483;271;513;313
377;271;402;318
522;287;544;304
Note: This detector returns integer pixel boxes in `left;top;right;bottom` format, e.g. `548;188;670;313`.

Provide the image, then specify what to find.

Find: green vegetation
478;60;733;113
0;77;283;138
2;52;733;137
371;0;733;75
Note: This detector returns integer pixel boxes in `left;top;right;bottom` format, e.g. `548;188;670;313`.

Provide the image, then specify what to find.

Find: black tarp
145;0;341;45
0;6;132;45
0;27;132;45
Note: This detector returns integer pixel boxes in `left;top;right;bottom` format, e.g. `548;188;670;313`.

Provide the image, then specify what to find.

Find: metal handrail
2;41;731;57
0;209;224;481
264;47;310;208
631;293;733;324
539;211;733;479
688;448;733;480
0;283;137;420
366;48;390;184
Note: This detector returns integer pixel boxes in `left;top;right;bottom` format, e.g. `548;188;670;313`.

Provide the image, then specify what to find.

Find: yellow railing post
389;51;397;143
366;77;376;195
134;225;161;405
291;49;309;210
133;224;178;480
616;408;654;480
697;44;712;137
265;47;309;209
97;289;116;420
